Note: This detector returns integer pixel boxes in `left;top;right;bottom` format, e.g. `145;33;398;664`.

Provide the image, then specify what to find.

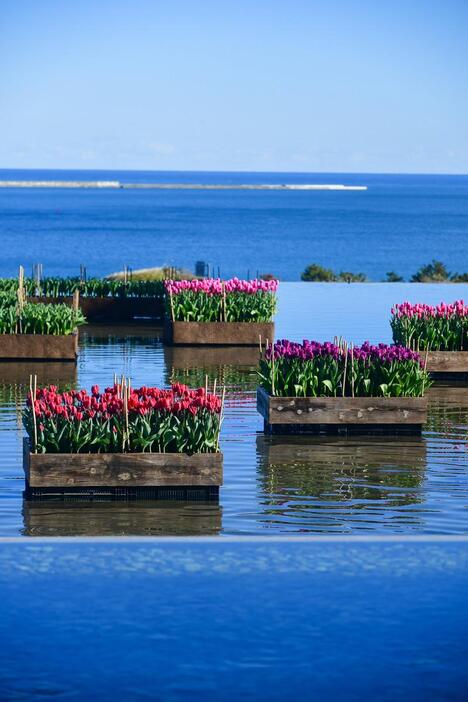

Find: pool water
0;282;467;536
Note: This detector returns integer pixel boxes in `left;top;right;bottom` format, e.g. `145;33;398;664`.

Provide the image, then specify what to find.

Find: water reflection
23;500;222;537
0;361;77;388
0;284;468;536
255;435;428;532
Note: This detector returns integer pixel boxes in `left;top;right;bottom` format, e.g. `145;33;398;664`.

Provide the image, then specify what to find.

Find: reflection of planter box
164;320;274;346
23;501;222;536
0;333;78;361
23;439;223;499
0;361;77;386
164;344;260;369
257;387;427;434
426;351;468;378
29;296;165;322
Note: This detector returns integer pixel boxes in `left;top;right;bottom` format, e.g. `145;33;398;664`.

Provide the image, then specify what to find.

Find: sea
0;169;467;281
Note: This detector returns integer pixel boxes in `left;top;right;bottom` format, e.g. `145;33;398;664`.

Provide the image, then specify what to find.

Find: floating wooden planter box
23;439;223;500
0;333;78;361
257;386;428;434
164;320;274;346
29;296;165;322
425;351;468;378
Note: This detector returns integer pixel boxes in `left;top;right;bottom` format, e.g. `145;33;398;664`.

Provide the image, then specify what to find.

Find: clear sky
1;0;467;174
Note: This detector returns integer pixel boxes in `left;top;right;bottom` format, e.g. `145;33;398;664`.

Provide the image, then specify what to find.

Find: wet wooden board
257;386;427;429
0;333;78;361
426;351;468;376
164;320;274;346
24;439;223;488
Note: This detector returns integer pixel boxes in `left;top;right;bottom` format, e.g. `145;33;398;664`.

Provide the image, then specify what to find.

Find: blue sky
1;0;467;173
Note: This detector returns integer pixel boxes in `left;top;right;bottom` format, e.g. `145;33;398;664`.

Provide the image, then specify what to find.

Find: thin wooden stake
350;343;355;398
216;386;226;452
342;342;348;397
29;374;38;454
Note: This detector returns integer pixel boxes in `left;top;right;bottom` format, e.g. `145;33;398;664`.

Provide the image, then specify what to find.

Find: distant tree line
300;260;468;283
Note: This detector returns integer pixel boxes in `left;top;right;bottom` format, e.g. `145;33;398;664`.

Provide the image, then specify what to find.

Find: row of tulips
0;293;86;335
391;300;467;351
23;382;223;454
258;340;430;398
0;276;166;299
165;278;278;322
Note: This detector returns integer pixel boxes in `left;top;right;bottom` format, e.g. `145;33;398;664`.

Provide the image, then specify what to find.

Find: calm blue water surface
0;283;467;537
0;539;467;701
0;169;467;280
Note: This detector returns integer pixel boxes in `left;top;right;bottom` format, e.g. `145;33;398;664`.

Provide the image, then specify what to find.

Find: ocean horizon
0;169;467;281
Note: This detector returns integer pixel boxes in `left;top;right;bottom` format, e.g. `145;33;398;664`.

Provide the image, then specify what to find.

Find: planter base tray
24;484;219;502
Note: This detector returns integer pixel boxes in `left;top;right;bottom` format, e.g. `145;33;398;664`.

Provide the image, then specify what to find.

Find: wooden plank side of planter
24;440;223;487
0;333;78;361
256;387;427;425
29;296;165;321
165;320;274;346
426;351;468;374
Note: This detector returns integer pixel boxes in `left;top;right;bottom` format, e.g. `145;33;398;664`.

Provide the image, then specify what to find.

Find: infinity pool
0;283;467;536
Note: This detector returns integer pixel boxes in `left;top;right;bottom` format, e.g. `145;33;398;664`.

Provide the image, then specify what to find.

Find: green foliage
301;264;367;282
0;277;166;298
170;291;277;322
385;271;404;282
410;260;450;283
337;271;368;282
301;264;337;282
0;295;85;335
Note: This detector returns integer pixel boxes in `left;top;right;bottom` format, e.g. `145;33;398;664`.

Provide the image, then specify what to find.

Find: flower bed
23;381;224;497
0;292;84;360
164;278;277;345
0;277;166;321
257;340;429;433
391;300;468;376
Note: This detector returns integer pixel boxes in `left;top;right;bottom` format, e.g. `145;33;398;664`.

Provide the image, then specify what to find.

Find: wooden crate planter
23;439;223;499
425;351;468;378
257;386;428;434
0;332;78;361
164;319;274;346
29;296;165;322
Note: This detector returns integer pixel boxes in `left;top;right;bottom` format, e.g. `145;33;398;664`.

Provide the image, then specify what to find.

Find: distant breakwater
0;181;367;191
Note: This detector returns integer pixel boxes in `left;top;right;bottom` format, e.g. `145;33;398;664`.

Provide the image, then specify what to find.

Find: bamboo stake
222;282;226;322
29;374;38;454
350;343;355;397
213;378;217;397
271;342;275;397
342;342;348;397
259;335;263;354
205;374;208;396
216;386;226;452
169;290;175;321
